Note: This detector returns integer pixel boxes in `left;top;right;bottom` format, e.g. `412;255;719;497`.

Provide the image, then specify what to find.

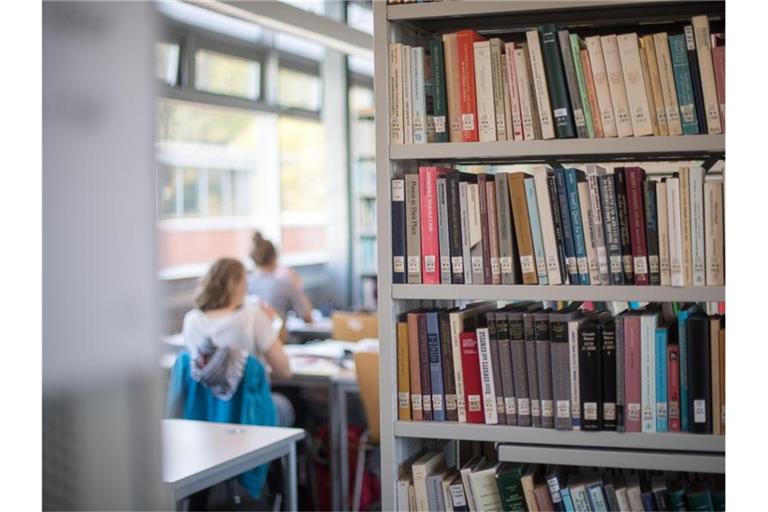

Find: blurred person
183;257;294;427
247;232;314;323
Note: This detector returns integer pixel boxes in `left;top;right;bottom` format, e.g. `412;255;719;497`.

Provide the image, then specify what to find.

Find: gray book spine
405;173;422;284
469;184;485;285
598;174;624;285
604;482;621;512
558;30;589;138
509;312;531;427
495;175;519;284
459;181;472;284
615;313;626;433
487;313;507;425
524;312;542;428
550;311;578;430
495;313;517;425
427;473;447;512
436;177;451;284
535;313;555;429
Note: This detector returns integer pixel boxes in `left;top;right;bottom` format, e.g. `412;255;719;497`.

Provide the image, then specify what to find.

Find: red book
457;30;486;142
624;314;642;433
625;167;649;285
419;166;449;284
711;34;725;132
460;330;485;423
667;342;681;432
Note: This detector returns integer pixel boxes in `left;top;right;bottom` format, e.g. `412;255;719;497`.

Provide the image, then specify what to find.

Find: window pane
195;49;260;100
346;2;373;34
231;171;252;216
278;67;321;111
279;117;325;212
157;99;260;149
155;42;180;86
207;169;224;216
158;165;177;218
182;168;200;216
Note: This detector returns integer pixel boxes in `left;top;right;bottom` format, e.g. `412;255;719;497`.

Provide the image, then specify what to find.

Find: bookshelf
373;1;726;509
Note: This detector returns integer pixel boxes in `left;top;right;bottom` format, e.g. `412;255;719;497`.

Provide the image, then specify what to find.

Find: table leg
286;442;298;512
339;385;349;511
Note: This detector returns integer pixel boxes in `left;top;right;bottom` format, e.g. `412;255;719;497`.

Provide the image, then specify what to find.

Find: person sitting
247;232;314;323
182;257;294;427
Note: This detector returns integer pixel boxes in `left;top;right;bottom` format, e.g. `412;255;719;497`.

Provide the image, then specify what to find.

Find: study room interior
40;1;734;511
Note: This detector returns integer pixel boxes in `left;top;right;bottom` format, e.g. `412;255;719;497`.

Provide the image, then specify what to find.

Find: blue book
564;168;590;285
545;467;567;512
655;325;669;432
426;311;446;421
641;491;656;511
668;34;700;135
560;487;576;512
524;176;549;285
677;308;691;431
554;168;579;285
586;481;609;512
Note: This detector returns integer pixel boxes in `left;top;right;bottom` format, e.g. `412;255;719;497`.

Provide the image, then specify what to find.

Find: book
613;169;635;284
527;29;556;139
467;182;484;285
599;314;618;430
411;46;428;143
504;43;524;141
535;311;555;429
687;482;715;511
569;477;590;512
625;167;649;285
704;177;724;285
640;34;669;135
442;33;463;142
554;168;579;284
417;312;434;421
439;311;459;421
718;320;725;434
651;476;671;512
534;483;555;511
391;178;407;284
446;171;465;284
489;38;507;141
485;178;502;285
668;337;681;431
570;34;596;138
678;167;693;286
545;467;567;512
550;307;581;430
579;178;601;285
585;35;619;137
666;175;684;286
580;48;604;138
509;308;530;426
540;24;577;138
637;34;660;136
405;173;422;284
389;44;404;144
624;313;642;432
653;32;684;135
428;38;449;143
396;318;411;421
640;307;659;432
477;174;493;284
513;44;541;140
449;473;470;512
530;165;563;284
437;177;451;284
402;45;412;144
598;173;625;285
459;180;472;284
524;176;550;284
689;166;706;286
407;311;424;420
524;309;542;427
586;165;610;284
549;174;570;285
684;25;708;134
494;173;519;285
643;179;661;285
496;463;527;512
473;40;497;142
625;474;644;512
427;311;447;421
565;168;590;284
468;460;502;511
460;455;482;511
710;315;721;435
495;311;517;425
508;173;538;284
615;312;626;432
520;465;540;511
668;33;700;135
655;322;670;432
578;315;602;431
616;32;654;136
413;450;446;511
419;166;447;284
711;33;725;131
558;30;588;138
691;15;723;133
396;474;412;512
457;30;486;142
427;469;449;511
585;478;609;512
475;322;498;425
601;34;634;137
486;313;506;424
460;330;485;424
656;180;671;286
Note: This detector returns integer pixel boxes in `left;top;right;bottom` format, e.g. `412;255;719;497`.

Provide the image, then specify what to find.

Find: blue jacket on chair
166;351;277;499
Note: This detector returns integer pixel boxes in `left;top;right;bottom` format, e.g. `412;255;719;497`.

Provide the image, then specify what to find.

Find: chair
351;351;380;512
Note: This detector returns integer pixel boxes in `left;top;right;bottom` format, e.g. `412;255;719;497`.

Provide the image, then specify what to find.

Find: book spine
548;175;570;284
687;314;712;433
638;35;660;136
601;34;634;137
442;33;464;142
495;174;519;285
450;312;467;423
477;175;493;284
625;167;649;285
586;168;610;284
402;45;413;144
565;169;590;284
459;181;472;284
581;182;602;287
419;167;440;284
389;44;404;144
585;36;618;137
616;33;653;136
457;30;481;142
486;180;502;284
615;316;626;432
712;42;725;131
692;16;723;133
532;167;563;284
405;173;422;284
598;174;624;285
460;331;485;423
496;315;517;425
653;32;684;135
558;30;588;138
504;44;524;140
710;315;722;434
580;48;604;138
643;180;661;285
427;312;446;421
624;316;642;432
508;174;538;284
704;179;724;285
418;313;433;421
568;318;582;429
614;169;635;284
684;25;708;134
550;315;572;430
397;320;411;420
490;39;507;141
641;314;656;432
437;178;451;284
554;168;579;284
516;45;541;140
578;322;601;431
526;30;556;139
535;316;555;428
429;39;449;143
524;313;541;427
656;181;671;286
524;177;550;284
602;320;618;430
467;183;485;285
669;34;700;135
509;314;530;426
679;167;693;286
501;58;515;141
407;313;423;420
689;167;706;286
677;310;690;431
439;312;458;421
473;40;497;142
412;46;428;143
487;315;506;424
476;326;498;424
570;34;595;138
446;172;464;284
540;25;577;138
391;179;407;284
655;327;668;432
668;342;681;431
424;46;436;144
641;35;669;136
666;177;684;286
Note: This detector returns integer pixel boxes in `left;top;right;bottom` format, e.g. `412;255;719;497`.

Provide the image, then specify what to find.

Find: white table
162;419;305;510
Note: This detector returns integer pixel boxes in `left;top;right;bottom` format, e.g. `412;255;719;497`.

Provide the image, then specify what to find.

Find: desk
162;419;305;511
285;315;333;343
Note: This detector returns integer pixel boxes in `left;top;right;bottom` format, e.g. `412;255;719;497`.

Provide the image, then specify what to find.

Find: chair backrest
353;351;380;444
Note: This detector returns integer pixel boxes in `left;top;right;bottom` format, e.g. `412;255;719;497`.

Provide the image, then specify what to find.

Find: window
278;67;322;110
194;49;261;100
346;1;373;34
157;166;252;219
155;42;180;86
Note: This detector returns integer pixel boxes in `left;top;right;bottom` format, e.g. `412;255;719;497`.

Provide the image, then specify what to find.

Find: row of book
400;446;724;511
396;301;725;434
391;165;724;287
388;16;725;145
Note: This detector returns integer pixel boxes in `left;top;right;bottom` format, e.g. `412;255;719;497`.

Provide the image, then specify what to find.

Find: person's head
250;231;277;270
195;257;247;311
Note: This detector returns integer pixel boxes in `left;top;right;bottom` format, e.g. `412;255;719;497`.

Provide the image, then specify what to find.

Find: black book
651;476;671;512
613;168;635;284
684;25;709;135
597;173;624;285
644;180;661;285
446;171;464;284
547;174;570;285
540;24;577;139
524;308;542;428
535;309;555;429
687;311;712;433
578;314;602;431
599;312;617;431
486;312;507;425
417;312;433;421
508;307;530;427
438;310;459;422
495;308;517;426
391;178;407;283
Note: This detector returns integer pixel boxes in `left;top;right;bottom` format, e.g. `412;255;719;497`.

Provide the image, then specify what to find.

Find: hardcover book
495;311;518;425
578;316;602;431
397;318;411;420
524;176;550;284
616;32;654;136
625;167;650;285
585;35;618;137
643;180;661;285
457;30;486;142
509;309;530;427
442;33;463;142
504;43;524;141
613;169;635;284
668;33;700;134
494;172;520;285
550;306;581;430
391;178;407;284
570;34;596;138
600;34;634;137
524;309;542;427
473;40;497;142
427;311;447;421
640;34;669;135
460;330;485;424
407;311;424;420
489;38;508;141
428;38;449;143
389;44;404;144
652;32;684;135
411;46;428;144
405;173;422;284
691;15;723;133
558;29;588;138
597;173;625;284
417;312;434;421
526;29;556;139
554;168;579;284
535;310;555;429
580;47;604;138
436;177;451;284
439;311;459;421
539;24;576;138
684;25;708;134
530;165;563;284
507;173;539;284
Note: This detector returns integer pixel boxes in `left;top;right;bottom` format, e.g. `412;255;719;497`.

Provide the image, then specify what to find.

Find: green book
687;484;714;511
667;481;687;511
668;34;700;135
570;33;595;138
539;24;577;138
558;29;588;138
495;462;527;511
428;38;449;143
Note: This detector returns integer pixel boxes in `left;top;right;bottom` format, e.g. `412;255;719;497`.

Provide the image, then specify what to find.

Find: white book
640;311;657;433
389;43;404;144
459;456;482;512
689;166;706;286
396;474;413;512
638;37;660;136
656;180;671;286
615;487;631;512
449;309;467;423
459;181;472;285
402;44;413;144
476;327;499;425
526;30;556;139
504;43;524;140
653;32;683;136
691;16;723;134
585;36;618;137
616;33;654;136
600;34;634;137
667;176;683;286
524;176;549;284
704;177;724;285
442;473;456;512
586;164;610;285
578;181;602;285
514;46;539;140
568;317;581;430
530;165;563;284
442;33;463;142
489;38;507;141
412;450;445;512
468;461;503;512
473;41;497;142
501;58;515;141
409;483;416;512
411;46;428;144
467;183;484;284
